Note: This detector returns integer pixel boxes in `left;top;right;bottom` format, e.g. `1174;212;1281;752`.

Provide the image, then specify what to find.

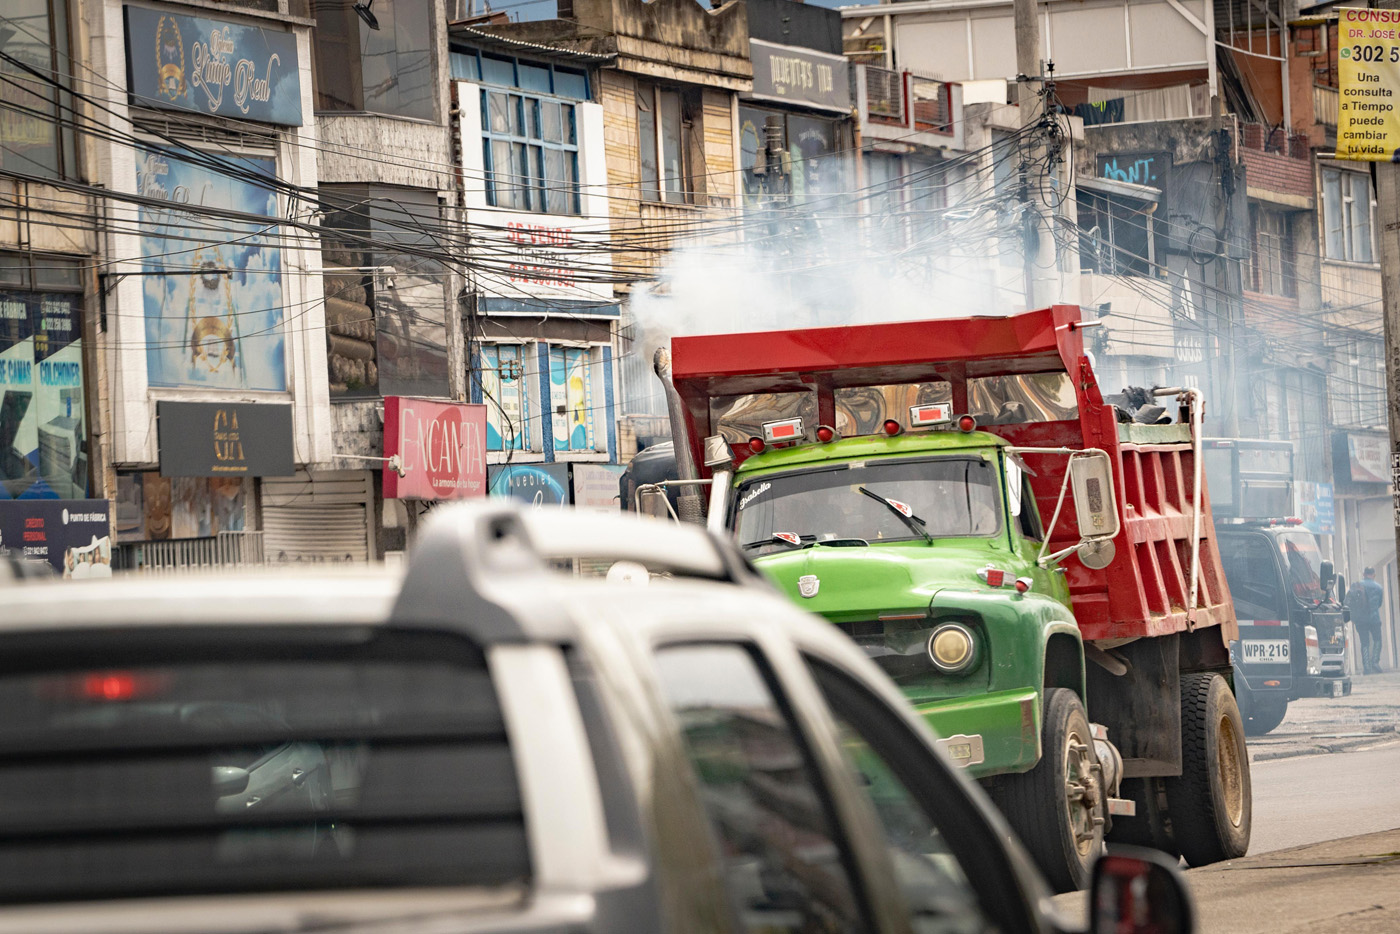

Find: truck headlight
928;623;976;674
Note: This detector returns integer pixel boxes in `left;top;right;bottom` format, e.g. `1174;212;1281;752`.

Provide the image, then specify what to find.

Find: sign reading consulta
383;397;488;501
1337;8;1400;160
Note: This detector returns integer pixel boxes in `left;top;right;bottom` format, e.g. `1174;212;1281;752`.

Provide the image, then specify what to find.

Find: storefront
739;40;853;206
1331;429;1397;670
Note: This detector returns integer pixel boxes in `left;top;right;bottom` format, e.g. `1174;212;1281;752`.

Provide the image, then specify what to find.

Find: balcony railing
862;66;954;136
910;76;952;134
865;65;905;122
1240;123;1310;158
1314;84;1339;128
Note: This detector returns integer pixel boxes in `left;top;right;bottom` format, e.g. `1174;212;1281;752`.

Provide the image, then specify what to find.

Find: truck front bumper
911;687;1041;779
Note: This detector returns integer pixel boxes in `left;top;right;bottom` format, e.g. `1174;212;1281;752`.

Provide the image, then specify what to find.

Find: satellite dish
607;561;650;585
1078;539;1116;570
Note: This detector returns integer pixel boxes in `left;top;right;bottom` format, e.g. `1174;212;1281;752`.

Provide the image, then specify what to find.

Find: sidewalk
1052;829;1400;932
1184;828;1400;933
1247;671;1400;762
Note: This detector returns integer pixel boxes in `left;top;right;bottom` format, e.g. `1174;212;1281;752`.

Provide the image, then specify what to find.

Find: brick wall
1240;147;1314;199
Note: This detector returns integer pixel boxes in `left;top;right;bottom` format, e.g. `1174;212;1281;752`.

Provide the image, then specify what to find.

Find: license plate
1332;680;1344;697
1242;639;1290;663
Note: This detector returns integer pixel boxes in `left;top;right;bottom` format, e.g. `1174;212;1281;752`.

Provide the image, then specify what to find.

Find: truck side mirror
1320;560;1336;597
1070;451;1121;541
1088;847;1195;934
1338;577;1347;605
636;487;676;521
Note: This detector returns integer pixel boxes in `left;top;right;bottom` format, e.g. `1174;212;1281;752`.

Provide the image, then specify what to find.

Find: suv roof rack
389;503;760;644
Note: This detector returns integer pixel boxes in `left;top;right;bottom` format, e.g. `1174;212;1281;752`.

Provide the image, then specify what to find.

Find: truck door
1218;532;1293;690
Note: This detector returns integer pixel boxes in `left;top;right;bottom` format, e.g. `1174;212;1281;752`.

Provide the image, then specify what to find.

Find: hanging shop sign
0;291;89;500
1344;431;1389;484
383;397;488;501
124;6;303;126
0;499;111;577
157;401;294;478
135;147;287;391
1296;481;1335;536
488;463;571;507
1336;8;1400;160
571;463;626;511
747;40;850;113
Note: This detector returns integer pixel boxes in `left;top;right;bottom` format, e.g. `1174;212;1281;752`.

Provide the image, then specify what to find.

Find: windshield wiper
744;532;811;551
857;487;935;544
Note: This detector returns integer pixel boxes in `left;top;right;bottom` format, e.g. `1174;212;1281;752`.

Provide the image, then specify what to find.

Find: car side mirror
1088;847;1195;934
1069;451;1120;542
212;765;251;797
1320;560;1336;597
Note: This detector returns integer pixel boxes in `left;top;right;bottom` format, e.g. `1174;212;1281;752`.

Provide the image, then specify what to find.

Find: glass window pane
541;101;563;143
529;146;546;211
33;260;81;290
654;644;869;934
487;92;512;134
482;55;515;86
508;96;524;136
554;70;587;100
490;140;519;208
637;89;659;202
518;63;551;93
544;149;567;214
0;254;26;287
1351;173;1373;263
659;89;684;203
1323;172;1344;259
450;51;480;81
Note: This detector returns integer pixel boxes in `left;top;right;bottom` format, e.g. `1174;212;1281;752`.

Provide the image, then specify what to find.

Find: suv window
807;656;1022;934
653;643;870;934
0;627;526;903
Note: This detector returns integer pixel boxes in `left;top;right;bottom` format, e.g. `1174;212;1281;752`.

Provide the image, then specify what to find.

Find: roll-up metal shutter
260;470;373;564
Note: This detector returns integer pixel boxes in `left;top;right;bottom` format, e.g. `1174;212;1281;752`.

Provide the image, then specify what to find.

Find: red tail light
83;673;139;701
816;425;837;443
747;437;766;454
882;419;902;436
958;415;977;432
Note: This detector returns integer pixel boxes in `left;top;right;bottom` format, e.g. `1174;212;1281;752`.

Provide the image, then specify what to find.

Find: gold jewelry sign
1338;8;1400;160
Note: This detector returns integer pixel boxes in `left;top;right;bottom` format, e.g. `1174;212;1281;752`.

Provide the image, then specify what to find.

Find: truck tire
1165;673;1251;866
1241;693;1287;737
1105;776;1179;858
987;688;1104;893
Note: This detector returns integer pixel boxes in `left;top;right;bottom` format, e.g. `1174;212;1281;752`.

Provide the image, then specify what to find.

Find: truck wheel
1165;673;1251;866
1242;694;1287;737
988;688;1103;893
1105;777;1179;858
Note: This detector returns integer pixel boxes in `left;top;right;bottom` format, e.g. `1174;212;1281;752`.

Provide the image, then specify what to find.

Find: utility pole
1013;0;1060;308
1375;159;1400;665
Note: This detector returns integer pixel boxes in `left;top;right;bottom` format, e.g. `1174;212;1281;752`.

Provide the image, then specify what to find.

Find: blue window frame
481;90;581;214
450;49;590;100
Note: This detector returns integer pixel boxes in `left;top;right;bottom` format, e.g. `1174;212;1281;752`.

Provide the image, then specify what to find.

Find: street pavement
1055;672;1400;930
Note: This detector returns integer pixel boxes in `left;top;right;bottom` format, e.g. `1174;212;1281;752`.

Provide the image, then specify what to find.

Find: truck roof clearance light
977;565;1007;588
747;437;766;454
908;403;951;429
1283;517;1303;526
882;419;903;436
958;415;977;432
762;418;804;444
927;623;976;674
816;425;840;443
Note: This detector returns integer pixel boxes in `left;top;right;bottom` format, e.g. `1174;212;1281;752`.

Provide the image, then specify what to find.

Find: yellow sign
1338;8;1400;160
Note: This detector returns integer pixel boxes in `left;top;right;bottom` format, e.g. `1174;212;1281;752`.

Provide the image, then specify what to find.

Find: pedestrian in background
1355;567;1386;675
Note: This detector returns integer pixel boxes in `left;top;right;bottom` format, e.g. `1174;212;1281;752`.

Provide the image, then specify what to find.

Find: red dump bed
671;304;1235;643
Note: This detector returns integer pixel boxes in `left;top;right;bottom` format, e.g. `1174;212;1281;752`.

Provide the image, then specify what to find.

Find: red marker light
1014;577;1031;593
883;419;902;436
978;566;1006;588
958;415;977;432
83;673;138;701
1263;680;1281;687
816;425;836;443
1284;517;1303;526
747;437;766;454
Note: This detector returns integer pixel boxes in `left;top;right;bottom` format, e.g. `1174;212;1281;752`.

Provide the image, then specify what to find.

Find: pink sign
383;397;488;500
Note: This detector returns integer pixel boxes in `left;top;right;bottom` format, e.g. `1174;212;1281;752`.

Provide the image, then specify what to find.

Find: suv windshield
1278;531;1324;604
735;457;1001;556
0;626;526;904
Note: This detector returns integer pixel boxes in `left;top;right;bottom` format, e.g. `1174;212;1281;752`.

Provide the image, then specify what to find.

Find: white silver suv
0;504;1191;934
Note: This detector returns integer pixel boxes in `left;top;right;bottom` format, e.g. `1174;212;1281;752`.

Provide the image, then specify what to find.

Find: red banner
383;397;488;500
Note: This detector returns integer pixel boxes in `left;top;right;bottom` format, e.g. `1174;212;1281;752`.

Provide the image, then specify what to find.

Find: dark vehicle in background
0;504;1193;934
1206;439;1351;735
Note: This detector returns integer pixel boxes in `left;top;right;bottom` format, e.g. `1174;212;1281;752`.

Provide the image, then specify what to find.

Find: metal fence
865;66;905;121
116;531;266;574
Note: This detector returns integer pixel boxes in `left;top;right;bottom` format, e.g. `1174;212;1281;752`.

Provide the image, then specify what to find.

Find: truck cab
1205;439;1351;735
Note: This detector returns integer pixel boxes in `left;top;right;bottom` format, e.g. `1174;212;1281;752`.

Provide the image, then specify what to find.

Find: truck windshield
735;457;1000;556
1277;531;1324;604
